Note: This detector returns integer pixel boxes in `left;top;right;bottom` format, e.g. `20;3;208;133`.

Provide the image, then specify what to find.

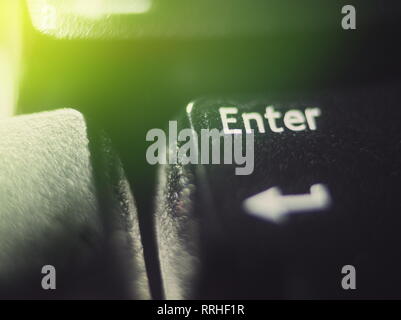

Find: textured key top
155;83;401;299
0;109;149;299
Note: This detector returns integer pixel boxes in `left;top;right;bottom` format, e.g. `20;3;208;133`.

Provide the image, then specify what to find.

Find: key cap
24;0;342;39
0;109;149;299
155;83;401;299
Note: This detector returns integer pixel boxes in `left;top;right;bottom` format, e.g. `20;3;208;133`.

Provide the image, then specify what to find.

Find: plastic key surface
155;83;401;299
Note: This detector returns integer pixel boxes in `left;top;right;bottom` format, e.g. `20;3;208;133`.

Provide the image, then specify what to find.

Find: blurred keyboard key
0;109;149;299
155;83;401;299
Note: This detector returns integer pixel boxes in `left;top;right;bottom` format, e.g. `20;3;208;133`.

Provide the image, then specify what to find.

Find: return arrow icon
243;184;331;223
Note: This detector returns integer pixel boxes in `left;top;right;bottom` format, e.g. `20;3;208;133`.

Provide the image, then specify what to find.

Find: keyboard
0;0;400;300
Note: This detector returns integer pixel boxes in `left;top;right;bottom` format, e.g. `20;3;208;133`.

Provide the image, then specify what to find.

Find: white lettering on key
219;106;322;134
243;184;331;223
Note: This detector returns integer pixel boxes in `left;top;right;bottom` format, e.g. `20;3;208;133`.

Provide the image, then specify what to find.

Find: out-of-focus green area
26;0;341;39
0;1;22;117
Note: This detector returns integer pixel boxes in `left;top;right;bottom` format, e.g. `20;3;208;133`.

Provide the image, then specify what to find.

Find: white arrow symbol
243;184;331;223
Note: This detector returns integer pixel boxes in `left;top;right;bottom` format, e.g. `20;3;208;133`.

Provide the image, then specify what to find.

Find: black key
0;109;149;299
155;83;401;299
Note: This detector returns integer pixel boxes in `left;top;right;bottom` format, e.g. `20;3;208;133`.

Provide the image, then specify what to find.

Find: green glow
26;0;338;40
0;1;22;117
